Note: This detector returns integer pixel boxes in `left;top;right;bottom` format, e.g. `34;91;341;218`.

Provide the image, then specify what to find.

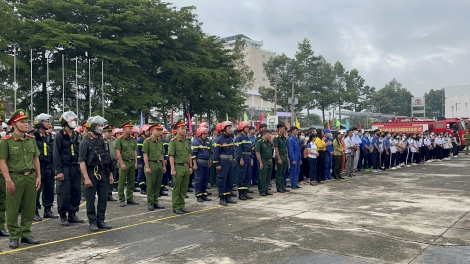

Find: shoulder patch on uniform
2;135;12;140
27;134;35;138
276;135;279;138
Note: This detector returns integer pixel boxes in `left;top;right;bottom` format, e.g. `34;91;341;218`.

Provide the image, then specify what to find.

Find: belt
9;170;34;176
262;157;272;160
241;152;252;155
176;163;189;166
149;160;163;163
220;155;233;160
196;159;209;163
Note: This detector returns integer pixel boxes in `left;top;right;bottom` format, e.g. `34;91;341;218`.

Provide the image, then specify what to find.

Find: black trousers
333;155;342;178
36;165;55;210
56;165;81;216
85;167;109;225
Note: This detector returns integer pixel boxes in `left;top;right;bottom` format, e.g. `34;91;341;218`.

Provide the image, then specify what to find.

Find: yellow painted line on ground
1;177;354;255
0;205;222;255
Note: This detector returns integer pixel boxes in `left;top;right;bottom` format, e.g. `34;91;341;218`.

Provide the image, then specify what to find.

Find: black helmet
33;113;52;129
86;116;108;135
59;111;78;128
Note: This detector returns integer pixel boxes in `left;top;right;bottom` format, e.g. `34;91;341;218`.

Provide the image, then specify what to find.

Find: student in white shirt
306;135;318;184
443;133;450;160
390;134;398;169
434;133;444;161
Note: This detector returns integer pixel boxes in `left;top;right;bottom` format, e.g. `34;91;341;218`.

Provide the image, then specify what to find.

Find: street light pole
13;46;17;111
62;54;65;113
101;61;104;116
76;57;78;115
30;49;34;124
291;74;295;127
46;57;49;115
89;56;91;117
273;71;278;114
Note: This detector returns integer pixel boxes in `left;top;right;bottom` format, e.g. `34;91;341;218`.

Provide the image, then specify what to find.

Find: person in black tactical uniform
32;113;59;221
53;111;84;226
79;116;114;232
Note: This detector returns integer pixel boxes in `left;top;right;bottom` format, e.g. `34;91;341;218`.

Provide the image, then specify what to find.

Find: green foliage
0;0;247;126
424;89;444;118
366;78;414;117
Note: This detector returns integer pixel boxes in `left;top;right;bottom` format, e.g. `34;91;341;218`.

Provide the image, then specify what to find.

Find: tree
424;89;444;118
366;79;414;117
309;57;336;122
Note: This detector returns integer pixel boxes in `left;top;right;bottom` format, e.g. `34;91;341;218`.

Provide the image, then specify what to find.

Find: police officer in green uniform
78;116;114;232
115;121;139;207
464;129;470;155
142;123;166;211
255;130;274;196
32;113;59;221
0;109;41;249
168;119;193;214
0;170;9;237
103;125;117;201
273;123;290;193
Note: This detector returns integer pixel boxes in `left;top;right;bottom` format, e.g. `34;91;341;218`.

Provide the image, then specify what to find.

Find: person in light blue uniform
287;127;301;189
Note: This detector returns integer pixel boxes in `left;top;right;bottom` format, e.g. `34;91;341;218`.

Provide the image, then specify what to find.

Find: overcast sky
170;0;470;96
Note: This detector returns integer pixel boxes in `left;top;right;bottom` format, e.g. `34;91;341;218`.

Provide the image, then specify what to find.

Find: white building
445;85;470;118
221;34;276;111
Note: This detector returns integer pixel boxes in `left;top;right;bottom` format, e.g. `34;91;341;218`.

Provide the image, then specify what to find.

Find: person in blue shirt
287;127;302;189
371;130;381;172
247;126;258;187
324;129;334;180
234;121;254;200
382;132;391;170
362;131;372;171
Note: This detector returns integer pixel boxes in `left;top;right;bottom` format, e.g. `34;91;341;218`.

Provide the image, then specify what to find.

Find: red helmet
216;123;224;133
196;127;208;137
75;126;84;133
131;126;139;134
139;124;151;134
237;121;250;131
112;128;120;136
222;121;233;130
198;122;208;128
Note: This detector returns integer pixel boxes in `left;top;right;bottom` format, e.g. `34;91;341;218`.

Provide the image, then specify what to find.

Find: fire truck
371;117;470;148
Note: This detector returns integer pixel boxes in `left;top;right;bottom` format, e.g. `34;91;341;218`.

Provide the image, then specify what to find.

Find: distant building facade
444;85;470;118
221;34;276;111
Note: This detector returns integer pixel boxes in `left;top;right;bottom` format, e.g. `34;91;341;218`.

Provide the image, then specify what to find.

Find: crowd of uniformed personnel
3;111;469;250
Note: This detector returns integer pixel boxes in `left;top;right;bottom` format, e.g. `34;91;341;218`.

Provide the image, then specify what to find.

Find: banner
411;97;425;107
380;126;424;133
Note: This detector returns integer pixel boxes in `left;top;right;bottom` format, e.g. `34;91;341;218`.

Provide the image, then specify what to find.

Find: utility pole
291;74;295;127
30;49;33;124
88;55;92;117
13;46;17;111
46;56;49;115
101;61;104;116
62;54;65;113
273;71;278;114
76;57;78;115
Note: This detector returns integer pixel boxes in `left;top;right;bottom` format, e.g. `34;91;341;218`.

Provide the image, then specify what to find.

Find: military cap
8;109;28;125
172;119;186;130
103;124;114;131
121;121;133;129
149;123;163;130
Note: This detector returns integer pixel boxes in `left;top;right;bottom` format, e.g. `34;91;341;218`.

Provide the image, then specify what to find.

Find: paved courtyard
1;154;469;263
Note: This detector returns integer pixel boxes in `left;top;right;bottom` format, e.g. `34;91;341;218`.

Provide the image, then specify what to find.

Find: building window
263;78;265;81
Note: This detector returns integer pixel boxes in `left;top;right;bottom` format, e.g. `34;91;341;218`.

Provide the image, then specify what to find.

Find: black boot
219;195;228;206
226;195;237;204
68;212;85;223
43;207;59;219
202;195;211;201
238;190;247;201
159;190;168;196
60;215;69;226
197;196;204;202
33;209;43;222
113;183;118;192
107;194;117;201
244;190;253;200
140;185;147;195
230;191;237;197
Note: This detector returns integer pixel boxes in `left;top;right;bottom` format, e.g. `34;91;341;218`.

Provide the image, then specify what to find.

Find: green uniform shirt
142;135;164;161
107;138;117;160
333;139;343;156
0;132;40;171
115;134;137;160
464;133;470;145
273;135;288;155
255;138;273;158
168;135;191;164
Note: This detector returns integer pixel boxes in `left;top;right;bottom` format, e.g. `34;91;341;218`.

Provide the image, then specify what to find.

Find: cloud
170;0;470;96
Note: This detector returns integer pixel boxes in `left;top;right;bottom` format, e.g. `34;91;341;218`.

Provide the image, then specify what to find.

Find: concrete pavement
0;154;469;263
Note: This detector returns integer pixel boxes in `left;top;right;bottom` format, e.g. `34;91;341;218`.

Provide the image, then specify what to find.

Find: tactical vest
86;137;112;167
34;130;54;164
58;130;81;163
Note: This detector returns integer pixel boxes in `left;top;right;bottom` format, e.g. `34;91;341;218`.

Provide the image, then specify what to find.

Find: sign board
411;97;425;107
267;116;278;130
276;112;291;117
378;126;424;133
413;110;424;114
287;97;298;105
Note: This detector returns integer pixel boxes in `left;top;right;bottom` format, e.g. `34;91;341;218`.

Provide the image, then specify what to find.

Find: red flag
187;112;193;134
170;107;174;126
260;112;265;123
358;120;362;131
327;120;331;130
